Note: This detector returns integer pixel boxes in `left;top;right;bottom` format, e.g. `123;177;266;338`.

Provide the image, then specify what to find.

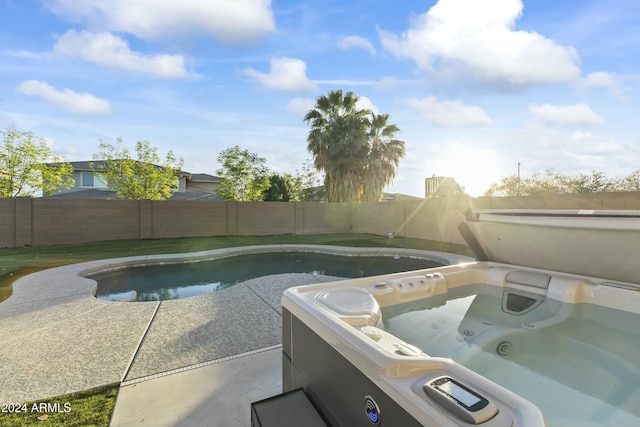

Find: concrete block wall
226;202;238;235
236;202;296;235
139;201;153;239
353;202;405;237
31;199;140;246
3;191;640;248
152;201;228;238
14;198;33;247
299;203;352;234
294;203;304;234
0;198;18;248
402;197;474;245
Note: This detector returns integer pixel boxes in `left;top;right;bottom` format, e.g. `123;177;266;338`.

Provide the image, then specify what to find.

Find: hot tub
281;210;640;427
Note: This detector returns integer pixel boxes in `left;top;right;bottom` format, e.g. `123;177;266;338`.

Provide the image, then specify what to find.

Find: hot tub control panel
423;376;499;424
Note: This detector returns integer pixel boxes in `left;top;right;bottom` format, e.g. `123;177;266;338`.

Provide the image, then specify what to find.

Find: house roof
44;188;224;201
64;161;104;171
50;160;190;177
57;161;218;182
180;187;224;201
381;192;424;202
188;173;221;182
44;189;116;200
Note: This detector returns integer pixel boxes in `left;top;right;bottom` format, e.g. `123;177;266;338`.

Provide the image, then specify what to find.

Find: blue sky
1;0;638;197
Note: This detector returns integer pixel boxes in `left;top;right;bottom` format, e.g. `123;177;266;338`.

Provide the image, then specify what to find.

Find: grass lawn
0;384;119;427
0;233;473;426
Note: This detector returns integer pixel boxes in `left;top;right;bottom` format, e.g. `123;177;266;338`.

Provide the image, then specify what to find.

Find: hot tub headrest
506;270;551;289
316;286;381;319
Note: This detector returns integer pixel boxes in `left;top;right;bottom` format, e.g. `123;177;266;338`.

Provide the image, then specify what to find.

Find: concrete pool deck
0;245;473;426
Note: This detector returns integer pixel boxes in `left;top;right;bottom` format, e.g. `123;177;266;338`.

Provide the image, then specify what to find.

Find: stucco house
45;161;223;201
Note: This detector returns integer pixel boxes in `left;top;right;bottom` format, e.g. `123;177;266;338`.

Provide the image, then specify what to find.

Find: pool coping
5;245;471;306
80;244;471;275
0;245;474;404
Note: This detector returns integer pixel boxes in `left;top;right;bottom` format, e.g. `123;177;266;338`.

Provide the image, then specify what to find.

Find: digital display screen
436;380;482;408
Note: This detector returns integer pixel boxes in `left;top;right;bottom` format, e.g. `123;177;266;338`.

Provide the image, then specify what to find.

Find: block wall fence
3;191;640;248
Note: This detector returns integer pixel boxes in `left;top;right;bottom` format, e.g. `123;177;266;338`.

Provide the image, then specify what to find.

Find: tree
262;173;301;202
483;169;623;196
566;171;620;193
484;169;567;196
295;159;324;201
621;170;640;191
93;138;183;200
304;90;405;202
483;175;520;197
216;145;270;201
305;90;370;202
362;113;405;202
0;128;73;197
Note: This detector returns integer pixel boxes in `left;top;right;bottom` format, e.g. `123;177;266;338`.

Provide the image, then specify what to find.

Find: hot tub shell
281;210;640;426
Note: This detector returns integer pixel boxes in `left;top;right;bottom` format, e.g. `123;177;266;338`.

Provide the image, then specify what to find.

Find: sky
1;0;639;197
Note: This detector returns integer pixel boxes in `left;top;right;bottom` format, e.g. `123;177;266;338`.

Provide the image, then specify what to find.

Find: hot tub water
382;284;640;426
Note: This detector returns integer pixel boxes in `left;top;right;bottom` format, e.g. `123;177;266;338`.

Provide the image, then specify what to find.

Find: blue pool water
92;252;444;301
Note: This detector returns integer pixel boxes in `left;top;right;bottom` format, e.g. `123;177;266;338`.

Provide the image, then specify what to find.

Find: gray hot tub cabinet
280;307;425;426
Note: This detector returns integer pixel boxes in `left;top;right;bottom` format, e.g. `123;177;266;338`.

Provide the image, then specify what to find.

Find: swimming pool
90;248;447;302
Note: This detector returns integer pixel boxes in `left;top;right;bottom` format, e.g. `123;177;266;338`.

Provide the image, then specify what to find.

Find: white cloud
565;131;628;170
287;95;378;118
44;0;275;44
374;76;415;90
570;131;623;156
379;0;580;88
576;72;629;102
500;123;571;172
242;58;318;93
375;76;400;90
2;49;48;60
289;77;414;89
16;80;111;114
54;30;187;78
580;72;616;89
403;96;492;127
313;79;378;86
338;35;376;55
501;124;634;174
287;97;315;116
356;96;379;115
529;103;604;126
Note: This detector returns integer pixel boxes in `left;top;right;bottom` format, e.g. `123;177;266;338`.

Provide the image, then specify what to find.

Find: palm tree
362;113;405;202
304;90;370;202
304;90;405;202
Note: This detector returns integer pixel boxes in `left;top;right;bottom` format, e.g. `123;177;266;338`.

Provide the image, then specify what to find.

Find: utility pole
517;162;521;196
